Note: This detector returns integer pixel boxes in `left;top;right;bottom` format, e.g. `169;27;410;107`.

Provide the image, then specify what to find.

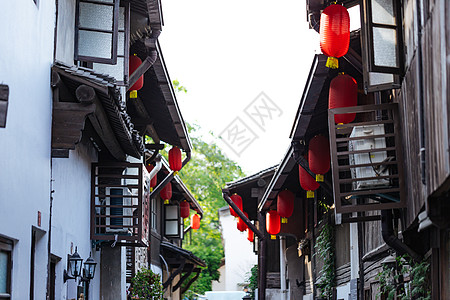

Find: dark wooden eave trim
181;268;201;295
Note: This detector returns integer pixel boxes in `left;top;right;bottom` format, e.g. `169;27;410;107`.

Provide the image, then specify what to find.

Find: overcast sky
159;0;321;175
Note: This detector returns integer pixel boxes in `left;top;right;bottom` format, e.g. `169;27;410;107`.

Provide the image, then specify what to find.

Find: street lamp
81;253;97;282
64;247;83;282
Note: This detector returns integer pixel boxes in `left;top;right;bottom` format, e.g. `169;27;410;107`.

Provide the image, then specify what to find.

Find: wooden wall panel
398;55;426;226
422;2;450;195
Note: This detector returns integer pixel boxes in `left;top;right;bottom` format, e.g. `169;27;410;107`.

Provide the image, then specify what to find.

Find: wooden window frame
0;237;13;299
164;204;181;239
360;0;403;92
74;0;120;64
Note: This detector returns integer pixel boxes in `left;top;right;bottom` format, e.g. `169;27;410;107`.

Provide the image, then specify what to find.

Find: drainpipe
258;212;267;300
145;151;162;187
416;0;427;187
222;191;264;240
128;29;161;89
279;236;287;300
150;150;191;198
381;210;421;262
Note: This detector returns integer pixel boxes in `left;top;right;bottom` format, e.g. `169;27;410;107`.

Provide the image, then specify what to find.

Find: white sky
159;0;321;175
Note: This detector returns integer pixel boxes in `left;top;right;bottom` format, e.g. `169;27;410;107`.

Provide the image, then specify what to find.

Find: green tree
178;123;245;297
169;80;245;297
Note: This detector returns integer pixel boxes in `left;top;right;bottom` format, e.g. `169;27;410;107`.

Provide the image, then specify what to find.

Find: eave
159;157;203;217
129;42;192;152
51;63;143;159
225;166;277;220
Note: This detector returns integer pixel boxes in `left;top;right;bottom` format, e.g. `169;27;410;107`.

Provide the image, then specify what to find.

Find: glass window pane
0;251;8;293
118;6;125;30
348;5;361;31
93;57;124;81
369;72;394;86
165;220;179;235
94;0;113;3
79;2;114;31
118;32;125;56
371;0;395;25
165;206;178;219
78;30;113;59
373;27;398;67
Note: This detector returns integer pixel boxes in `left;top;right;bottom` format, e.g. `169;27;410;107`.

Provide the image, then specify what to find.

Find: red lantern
229;194;243;217
237;212;248;232
160;182;172;205
319;4;350;69
129;54;144;98
329;74;357;124
277;190;294;224
308;135;330;182
169;146;182;174
247;229;254;243
299;160;320;199
180;200;190;219
145;164;158;192
191;214;200;230
266;210;280;239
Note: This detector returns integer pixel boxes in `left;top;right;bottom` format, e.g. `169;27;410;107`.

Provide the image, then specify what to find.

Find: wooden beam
181;268;201;294
0;84;9;128
172;264;194;292
51;70;76;102
162;258;185;289
51;88;96;157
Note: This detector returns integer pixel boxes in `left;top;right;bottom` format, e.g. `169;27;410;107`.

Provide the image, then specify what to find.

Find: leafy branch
315;222;335;299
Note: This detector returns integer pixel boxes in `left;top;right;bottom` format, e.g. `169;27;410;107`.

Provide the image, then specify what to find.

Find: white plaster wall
211;265;226;290
51;139;99;299
336;282;351;300
0;0;55;298
215;208;257;291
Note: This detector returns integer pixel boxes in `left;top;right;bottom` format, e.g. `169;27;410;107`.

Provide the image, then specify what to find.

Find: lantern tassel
271;235;277;240
307;190;315;198
150;187;153;192
326;57;339;69
130;90;138;98
281;217;288;224
316;174;324;182
164;199;169;205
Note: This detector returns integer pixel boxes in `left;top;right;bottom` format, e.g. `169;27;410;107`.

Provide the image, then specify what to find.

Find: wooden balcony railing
91;162;149;247
328;103;406;213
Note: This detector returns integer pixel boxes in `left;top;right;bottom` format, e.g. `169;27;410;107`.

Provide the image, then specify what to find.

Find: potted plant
129;268;164;300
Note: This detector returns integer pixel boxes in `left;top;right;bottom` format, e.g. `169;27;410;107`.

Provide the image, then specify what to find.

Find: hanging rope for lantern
319;4;350;69
308;135;331;182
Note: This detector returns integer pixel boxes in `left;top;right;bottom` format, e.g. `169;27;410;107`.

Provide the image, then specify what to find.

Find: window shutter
361;0;403;92
74;0;120;64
